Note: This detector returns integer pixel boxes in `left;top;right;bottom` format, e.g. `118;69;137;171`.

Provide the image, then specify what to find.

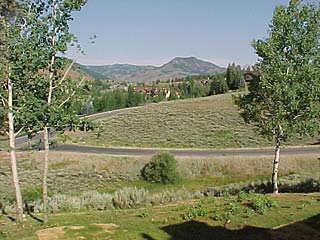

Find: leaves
236;0;320;143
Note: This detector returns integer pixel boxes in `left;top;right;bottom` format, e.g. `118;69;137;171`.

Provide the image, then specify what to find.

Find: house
244;66;259;89
133;86;180;99
244;66;259;84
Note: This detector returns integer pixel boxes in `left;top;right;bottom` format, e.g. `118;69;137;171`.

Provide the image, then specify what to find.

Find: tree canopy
235;0;320;193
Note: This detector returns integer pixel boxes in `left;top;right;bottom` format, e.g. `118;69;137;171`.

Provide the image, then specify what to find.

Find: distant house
133;86;180;99
244;66;259;89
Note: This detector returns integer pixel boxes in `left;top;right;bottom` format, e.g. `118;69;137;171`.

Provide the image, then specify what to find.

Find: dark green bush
22;186;42;203
141;152;180;184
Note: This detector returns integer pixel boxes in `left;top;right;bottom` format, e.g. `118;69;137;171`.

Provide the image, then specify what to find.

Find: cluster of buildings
133;86;180;99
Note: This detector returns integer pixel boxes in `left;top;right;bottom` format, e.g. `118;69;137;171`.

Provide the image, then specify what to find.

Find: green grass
67;93;318;148
1;193;319;240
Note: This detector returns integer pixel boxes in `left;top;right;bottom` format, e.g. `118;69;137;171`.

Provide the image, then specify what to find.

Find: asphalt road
54;144;320;157
1;106;319;157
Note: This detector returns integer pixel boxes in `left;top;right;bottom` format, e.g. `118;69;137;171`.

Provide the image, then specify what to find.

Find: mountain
78;57;226;82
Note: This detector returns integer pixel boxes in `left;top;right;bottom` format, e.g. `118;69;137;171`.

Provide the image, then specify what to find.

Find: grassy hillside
68;93;317;148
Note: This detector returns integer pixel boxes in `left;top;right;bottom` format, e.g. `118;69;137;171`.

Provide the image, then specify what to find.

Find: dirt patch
92;223;119;234
36;227;65;240
68;226;85;230
36;224;118;240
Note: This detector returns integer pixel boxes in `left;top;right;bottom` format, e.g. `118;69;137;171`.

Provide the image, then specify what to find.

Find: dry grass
67;94;317;148
0;151;319;198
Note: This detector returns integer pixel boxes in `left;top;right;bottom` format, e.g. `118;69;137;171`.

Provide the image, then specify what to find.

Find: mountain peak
78;57;225;82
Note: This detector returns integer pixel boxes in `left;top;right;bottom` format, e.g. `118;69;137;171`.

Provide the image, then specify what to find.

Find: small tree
235;0;320;194
0;0;29;222
15;0;88;223
141;152;180;184
210;76;228;95
226;63;243;90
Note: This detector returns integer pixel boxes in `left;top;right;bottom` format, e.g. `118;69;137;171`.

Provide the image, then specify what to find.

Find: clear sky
66;0;317;67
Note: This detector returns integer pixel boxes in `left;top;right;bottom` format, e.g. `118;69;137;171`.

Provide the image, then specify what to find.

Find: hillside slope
77;57;225;82
68;94;317;148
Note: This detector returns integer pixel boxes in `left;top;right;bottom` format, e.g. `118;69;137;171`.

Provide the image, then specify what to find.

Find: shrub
183;202;208;220
250;194;277;214
141;152;180;184
22;187;42;203
112;187;149;209
210;77;228;95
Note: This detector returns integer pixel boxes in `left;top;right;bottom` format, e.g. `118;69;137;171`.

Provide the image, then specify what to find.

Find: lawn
66;93;318;149
1;193;319;240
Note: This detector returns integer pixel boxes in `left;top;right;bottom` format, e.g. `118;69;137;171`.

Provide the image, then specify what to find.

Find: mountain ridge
78;57;226;82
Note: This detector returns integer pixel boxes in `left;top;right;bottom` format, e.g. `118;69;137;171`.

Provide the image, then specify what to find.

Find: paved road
1;106;319;157
54;144;320;157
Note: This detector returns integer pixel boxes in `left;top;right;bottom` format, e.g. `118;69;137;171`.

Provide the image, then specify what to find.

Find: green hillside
68;93;317;148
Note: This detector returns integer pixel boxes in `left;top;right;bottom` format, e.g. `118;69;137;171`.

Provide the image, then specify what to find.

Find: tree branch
58;77;84;108
54;60;75;89
14;127;24;138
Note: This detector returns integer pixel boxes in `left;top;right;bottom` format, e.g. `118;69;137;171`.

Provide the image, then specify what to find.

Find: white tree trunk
8;75;23;221
42;1;56;222
42;126;49;223
272;141;281;194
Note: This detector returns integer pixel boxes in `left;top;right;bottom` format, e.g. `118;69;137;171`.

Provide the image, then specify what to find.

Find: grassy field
1;193;319;240
0;151;319;239
1;151;319;197
66;93;318;148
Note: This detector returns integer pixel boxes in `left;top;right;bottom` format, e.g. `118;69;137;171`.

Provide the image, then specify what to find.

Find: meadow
67;94;318;149
0;146;319;239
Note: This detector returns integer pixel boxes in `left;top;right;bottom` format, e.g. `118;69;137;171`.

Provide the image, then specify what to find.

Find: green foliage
141;152;180;184
235;0;320;193
235;0;320;143
226;63;243;90
138;209;150;219
210;75;228;95
250;195;278;214
22;187;42;203
183;202;208;220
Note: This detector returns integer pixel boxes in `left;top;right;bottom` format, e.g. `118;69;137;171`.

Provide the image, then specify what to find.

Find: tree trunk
8;75;23;221
42;126;50;223
272;140;281;194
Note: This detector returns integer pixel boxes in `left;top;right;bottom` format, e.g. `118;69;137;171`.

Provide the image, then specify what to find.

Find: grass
66;93;318;148
1;193;319;239
1;151;319;198
0;151;319;239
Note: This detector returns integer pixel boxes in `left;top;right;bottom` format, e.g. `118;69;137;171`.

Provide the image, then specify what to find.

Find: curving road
1;106;319;157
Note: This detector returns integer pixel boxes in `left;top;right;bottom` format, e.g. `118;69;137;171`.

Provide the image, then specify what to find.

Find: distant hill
77;57;226;82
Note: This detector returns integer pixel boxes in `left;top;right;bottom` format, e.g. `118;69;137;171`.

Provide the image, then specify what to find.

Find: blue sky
66;0;317;67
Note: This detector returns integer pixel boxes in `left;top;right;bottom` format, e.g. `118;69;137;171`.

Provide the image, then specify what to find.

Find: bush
141;152;180;184
210;77;228;95
183;202;208;220
112;187;149;209
250;194;277;214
